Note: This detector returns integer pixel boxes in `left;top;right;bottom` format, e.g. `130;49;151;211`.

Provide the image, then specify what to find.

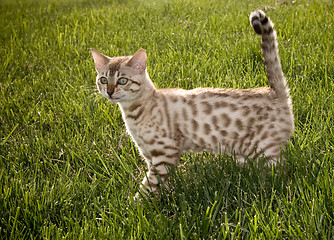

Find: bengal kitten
91;10;294;198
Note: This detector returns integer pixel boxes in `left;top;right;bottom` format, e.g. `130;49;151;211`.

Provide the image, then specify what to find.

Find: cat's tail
250;10;289;100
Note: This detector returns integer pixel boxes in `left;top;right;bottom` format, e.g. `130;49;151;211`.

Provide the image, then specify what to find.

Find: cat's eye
117;77;128;85
100;77;108;84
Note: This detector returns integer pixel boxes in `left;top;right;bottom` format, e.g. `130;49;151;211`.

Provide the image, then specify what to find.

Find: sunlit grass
1;0;333;238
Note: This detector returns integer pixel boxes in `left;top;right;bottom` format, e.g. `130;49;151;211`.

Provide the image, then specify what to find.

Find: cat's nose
107;90;114;96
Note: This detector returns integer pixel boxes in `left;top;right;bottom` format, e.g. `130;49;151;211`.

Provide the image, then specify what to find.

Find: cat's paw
250;10;270;35
133;189;148;203
134;192;141;201
133;185;153;202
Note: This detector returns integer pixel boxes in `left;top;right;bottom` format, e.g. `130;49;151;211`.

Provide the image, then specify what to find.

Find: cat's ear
90;48;110;72
126;49;147;74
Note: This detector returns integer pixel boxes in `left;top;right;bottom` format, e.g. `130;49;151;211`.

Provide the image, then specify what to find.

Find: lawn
0;0;333;239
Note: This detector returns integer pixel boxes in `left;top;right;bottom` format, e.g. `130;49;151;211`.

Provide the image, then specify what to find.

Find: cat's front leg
136;155;179;199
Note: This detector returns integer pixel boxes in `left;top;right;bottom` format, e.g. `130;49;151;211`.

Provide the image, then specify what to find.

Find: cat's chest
120;101;165;143
123;116;159;146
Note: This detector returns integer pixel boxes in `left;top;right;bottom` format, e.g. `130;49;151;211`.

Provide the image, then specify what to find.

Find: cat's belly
181;137;232;154
181;139;205;153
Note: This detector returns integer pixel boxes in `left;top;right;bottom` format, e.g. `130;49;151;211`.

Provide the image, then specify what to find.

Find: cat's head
91;48;155;103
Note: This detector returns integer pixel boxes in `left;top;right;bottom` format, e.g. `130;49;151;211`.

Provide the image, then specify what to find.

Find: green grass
1;0;333;238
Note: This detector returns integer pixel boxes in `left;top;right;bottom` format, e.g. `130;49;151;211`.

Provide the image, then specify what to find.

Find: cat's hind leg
234;155;247;165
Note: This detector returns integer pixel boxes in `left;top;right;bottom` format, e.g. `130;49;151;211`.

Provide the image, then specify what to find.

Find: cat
91;10;294;198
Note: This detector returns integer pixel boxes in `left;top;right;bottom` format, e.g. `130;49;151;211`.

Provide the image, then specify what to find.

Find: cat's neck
118;91;154;110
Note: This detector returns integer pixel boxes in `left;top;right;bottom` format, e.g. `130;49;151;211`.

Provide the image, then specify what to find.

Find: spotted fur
91;10;294;198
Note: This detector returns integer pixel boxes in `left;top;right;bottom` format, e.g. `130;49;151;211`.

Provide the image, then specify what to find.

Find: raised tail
250;10;289;100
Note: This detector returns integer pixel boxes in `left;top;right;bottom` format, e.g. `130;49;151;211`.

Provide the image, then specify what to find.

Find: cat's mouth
108;96;121;102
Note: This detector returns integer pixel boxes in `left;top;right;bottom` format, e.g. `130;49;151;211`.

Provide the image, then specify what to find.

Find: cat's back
156;87;293;123
157;86;284;112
